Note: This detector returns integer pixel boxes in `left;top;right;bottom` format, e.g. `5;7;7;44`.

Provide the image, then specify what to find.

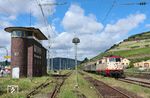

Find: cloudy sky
0;0;150;61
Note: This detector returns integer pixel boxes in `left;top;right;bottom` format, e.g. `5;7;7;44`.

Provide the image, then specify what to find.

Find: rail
80;71;137;98
48;72;72;98
118;78;150;88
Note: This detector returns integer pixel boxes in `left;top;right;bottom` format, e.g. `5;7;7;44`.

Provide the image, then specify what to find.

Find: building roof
5;27;48;40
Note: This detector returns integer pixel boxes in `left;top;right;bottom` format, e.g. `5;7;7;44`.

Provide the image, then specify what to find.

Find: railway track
85;77;131;98
48;72;72;98
27;78;53;98
80;71;141;98
27;71;72;98
125;72;150;79
118;77;150;88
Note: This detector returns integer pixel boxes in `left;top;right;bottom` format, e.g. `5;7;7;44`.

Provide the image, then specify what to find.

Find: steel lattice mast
36;0;66;73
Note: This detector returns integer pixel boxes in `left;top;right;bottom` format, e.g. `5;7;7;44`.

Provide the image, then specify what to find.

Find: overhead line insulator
120;2;148;6
139;2;147;5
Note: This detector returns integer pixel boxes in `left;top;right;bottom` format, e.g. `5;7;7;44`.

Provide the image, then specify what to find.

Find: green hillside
91;31;150;63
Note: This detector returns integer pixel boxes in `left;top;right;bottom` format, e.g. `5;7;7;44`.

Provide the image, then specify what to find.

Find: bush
130;46;140;49
145;45;149;47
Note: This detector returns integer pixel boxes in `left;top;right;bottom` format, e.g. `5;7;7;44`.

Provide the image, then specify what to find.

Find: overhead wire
102;0;116;24
6;0;27;26
101;0;149;24
35;0;59;71
117;0;150;32
119;1;150;6
0;1;21;27
35;0;57;39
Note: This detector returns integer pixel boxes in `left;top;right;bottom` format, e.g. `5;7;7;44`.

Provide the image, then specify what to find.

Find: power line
6;0;27;26
102;0;149;24
102;0;116;23
41;2;67;6
36;0;53;72
36;0;48;26
30;8;32;26
35;0;66;72
120;1;149;6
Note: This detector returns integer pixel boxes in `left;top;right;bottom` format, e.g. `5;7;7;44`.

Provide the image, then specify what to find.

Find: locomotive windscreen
116;58;121;62
109;58;116;62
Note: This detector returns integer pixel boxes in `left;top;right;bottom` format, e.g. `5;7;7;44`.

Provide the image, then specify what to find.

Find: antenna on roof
30;8;32;26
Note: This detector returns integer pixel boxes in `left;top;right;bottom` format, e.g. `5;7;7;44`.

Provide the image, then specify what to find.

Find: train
83;56;129;78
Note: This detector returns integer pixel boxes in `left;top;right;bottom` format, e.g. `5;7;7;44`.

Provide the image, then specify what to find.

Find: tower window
27;31;33;36
11;31;26;37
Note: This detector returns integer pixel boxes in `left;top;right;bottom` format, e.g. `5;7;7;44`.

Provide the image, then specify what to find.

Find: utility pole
50;47;53;71
59;58;61;71
66;48;69;70
47;49;50;73
36;0;67;73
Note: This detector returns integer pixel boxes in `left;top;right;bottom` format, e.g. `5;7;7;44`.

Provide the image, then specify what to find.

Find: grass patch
48;70;72;75
58;70;99;98
107;47;150;57
125;68;150;73
0;76;53;98
77;73;99;98
90;46;150;63
58;71;77;98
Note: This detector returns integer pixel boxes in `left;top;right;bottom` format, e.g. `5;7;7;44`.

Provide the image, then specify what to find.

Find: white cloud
0;30;11;61
0;0;56;23
0;21;12;28
62;4;103;34
99;13;146;48
145;24;150;28
52;4;146;60
0;3;147;61
0;0;57;61
104;14;146;34
0;0;56;16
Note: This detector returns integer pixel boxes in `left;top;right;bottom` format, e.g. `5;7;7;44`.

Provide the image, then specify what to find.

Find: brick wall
11;37;47;77
11;37;28;77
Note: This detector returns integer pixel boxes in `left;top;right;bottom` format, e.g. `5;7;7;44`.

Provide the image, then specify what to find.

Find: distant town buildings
49;57;81;70
5;27;48;77
121;58;130;68
134;60;150;69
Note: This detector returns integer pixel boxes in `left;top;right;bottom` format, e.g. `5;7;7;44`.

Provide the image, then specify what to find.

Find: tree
81;57;89;64
5;60;8;66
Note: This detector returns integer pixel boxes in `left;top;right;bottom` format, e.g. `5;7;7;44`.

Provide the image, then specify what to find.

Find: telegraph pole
59;57;61;74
